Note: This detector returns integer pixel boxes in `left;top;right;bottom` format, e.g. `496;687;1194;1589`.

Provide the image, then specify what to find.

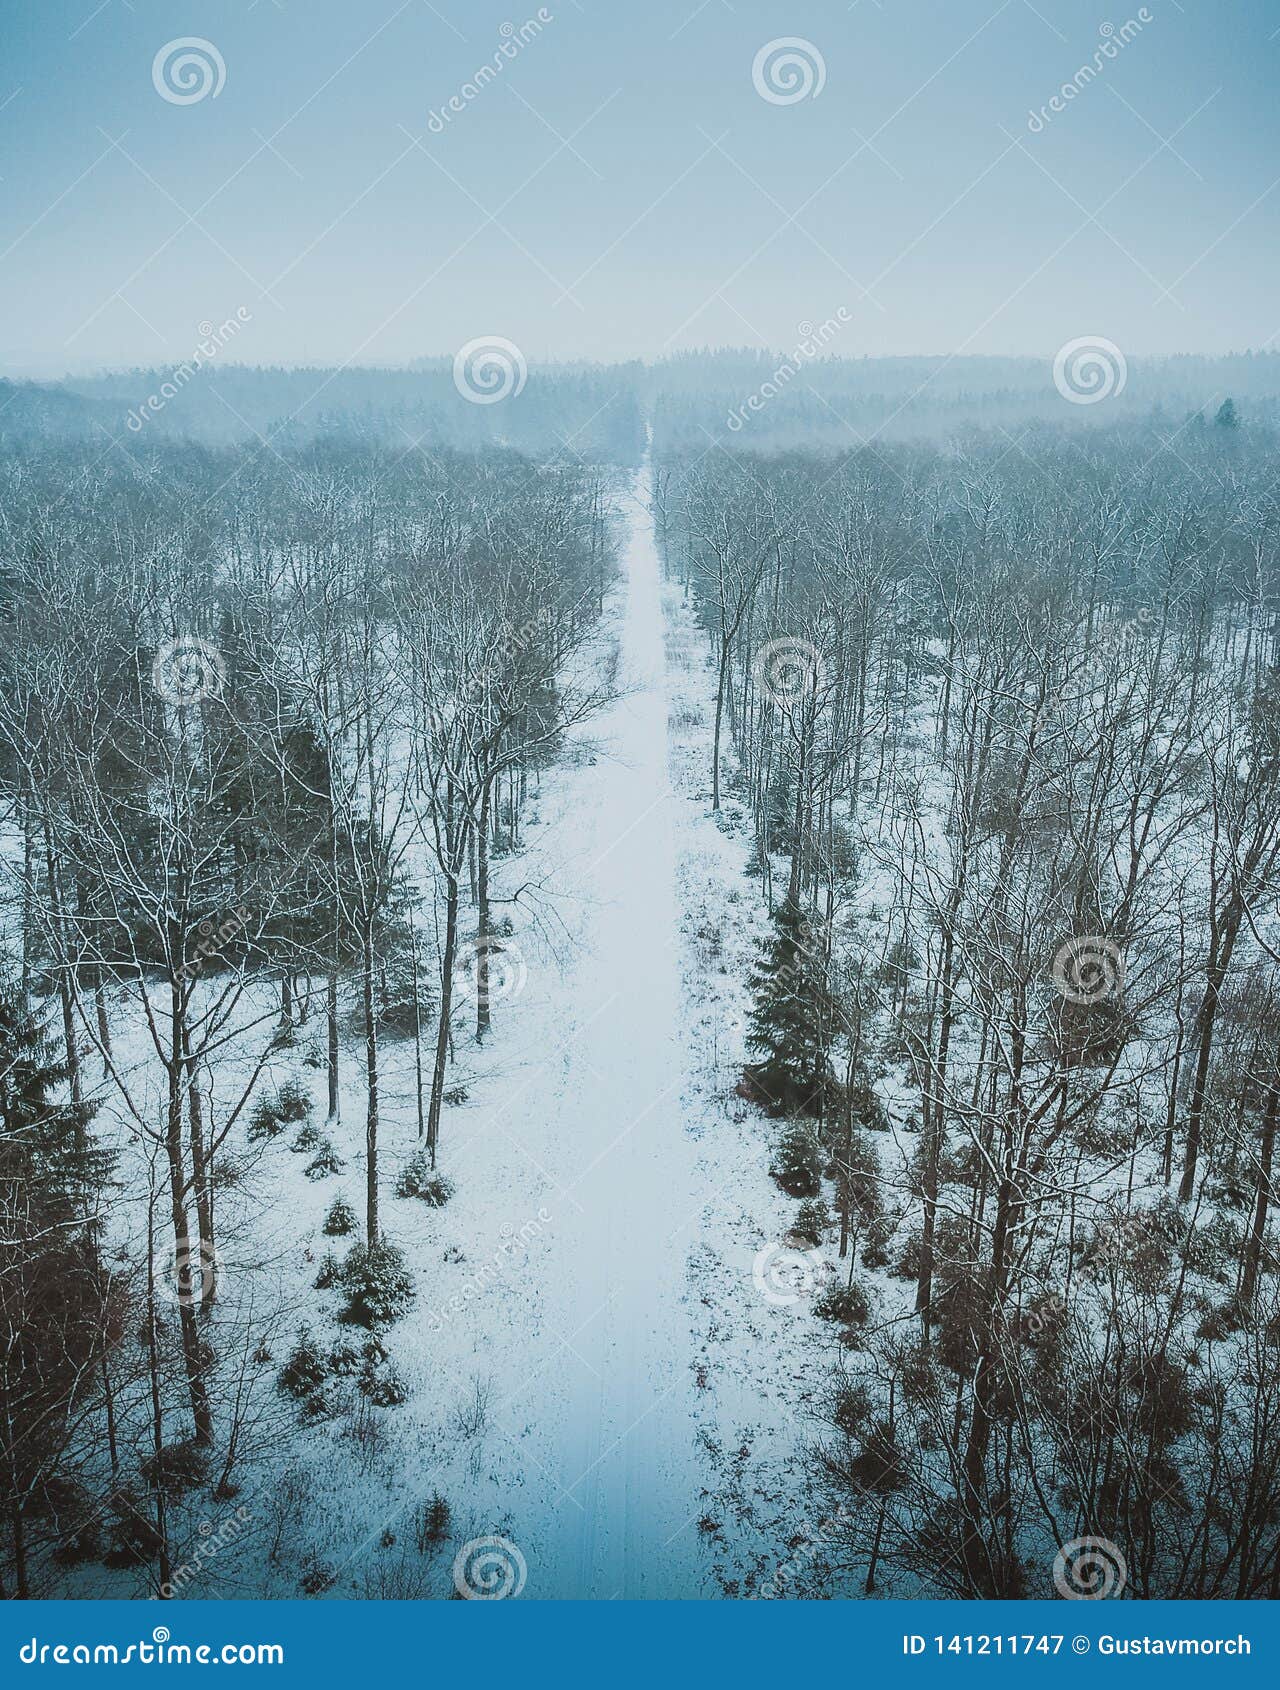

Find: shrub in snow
278;1327;329;1402
304;1139;345;1180
814;1279;871;1330
248;1077;312;1143
247;1098;287;1144
1197;1298;1245;1341
338;1240;415;1330
414;1492;451;1551
861;1217;892;1271
891;1230;923;1280
358;1360;408;1407
323;1195;357;1236
299;1556;336;1595
847;1419;906;1499
1184;1212;1242;1285
789;1197;829;1248
770;1121;824;1198
443;1085;469;1107
102;1491;165;1570
139;1438;209;1499
830;1380;872;1438
290;1122;320;1153
395;1151;455;1206
313;1251;340;1291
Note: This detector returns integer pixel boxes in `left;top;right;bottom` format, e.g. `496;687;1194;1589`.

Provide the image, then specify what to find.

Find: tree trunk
425;870;461;1166
1242;1078;1278;1304
326;968;340;1126
712;638;729;811
361;922;380;1244
476;771;494;1042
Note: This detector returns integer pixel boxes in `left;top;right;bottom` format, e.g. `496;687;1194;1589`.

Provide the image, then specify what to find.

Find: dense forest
3;356;1280;1599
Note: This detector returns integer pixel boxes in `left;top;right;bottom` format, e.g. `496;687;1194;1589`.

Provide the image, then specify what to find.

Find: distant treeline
2;349;1279;458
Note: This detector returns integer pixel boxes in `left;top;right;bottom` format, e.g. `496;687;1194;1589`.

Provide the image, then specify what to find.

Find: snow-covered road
473;459;716;1597
520;466;713;1595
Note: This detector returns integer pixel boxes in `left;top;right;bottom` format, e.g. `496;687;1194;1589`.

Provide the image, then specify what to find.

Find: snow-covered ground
143;459;833;1601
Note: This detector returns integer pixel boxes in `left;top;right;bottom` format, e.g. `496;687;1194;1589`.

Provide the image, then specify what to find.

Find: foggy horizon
4;0;1278;380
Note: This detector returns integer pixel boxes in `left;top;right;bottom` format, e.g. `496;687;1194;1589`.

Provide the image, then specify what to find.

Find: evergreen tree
744;896;833;1117
0;988;114;1596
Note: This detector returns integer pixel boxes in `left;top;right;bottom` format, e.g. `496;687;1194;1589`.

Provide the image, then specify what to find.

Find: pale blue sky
1;0;1276;374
